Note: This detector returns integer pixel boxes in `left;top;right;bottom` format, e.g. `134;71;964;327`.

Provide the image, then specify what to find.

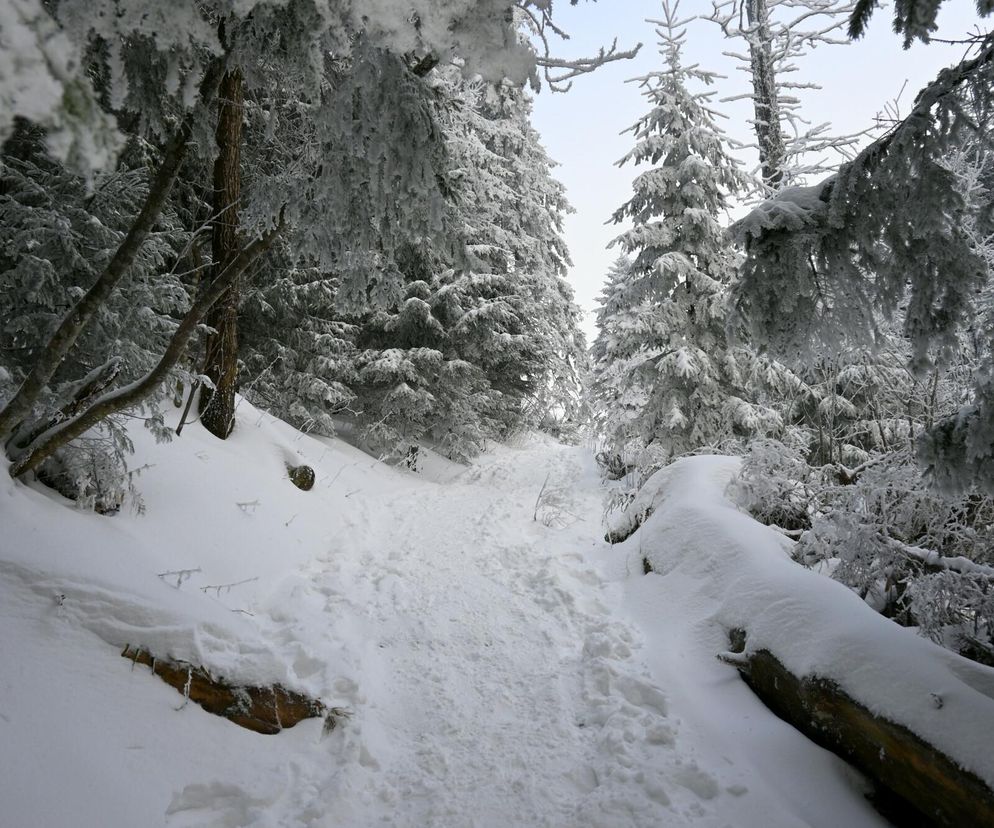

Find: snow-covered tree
442;70;587;433
342;64;588;459
0;125;193;504
349;272;502;462
707;0;866;191
0;0;631;482
731;29;994;492
589;255;649;453
237;248;358;437
601;2;799;462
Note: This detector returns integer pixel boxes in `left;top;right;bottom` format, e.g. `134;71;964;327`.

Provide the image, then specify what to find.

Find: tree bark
0;60;223;447
746;0;787;190
121;645;326;735
722;632;994;827
199;67;245;439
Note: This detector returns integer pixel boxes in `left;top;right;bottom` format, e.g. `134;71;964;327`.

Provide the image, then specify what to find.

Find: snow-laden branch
880;534;994;580
517;1;641;92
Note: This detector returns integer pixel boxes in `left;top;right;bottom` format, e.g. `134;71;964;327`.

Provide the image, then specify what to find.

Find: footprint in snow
165;781;276;827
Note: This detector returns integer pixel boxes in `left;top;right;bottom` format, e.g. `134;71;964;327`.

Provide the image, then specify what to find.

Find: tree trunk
722;632;994;827
746;0;787;190
200;67;245;439
0;60;223;448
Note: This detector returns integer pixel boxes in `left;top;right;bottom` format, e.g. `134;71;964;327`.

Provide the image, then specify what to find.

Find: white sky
529;1;988;342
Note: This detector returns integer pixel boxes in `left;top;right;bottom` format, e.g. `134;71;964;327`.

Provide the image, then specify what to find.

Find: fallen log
720;631;994;828
122;645;326;735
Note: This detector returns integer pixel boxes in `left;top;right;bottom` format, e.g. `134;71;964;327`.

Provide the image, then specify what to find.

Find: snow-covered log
122;645;327;735
725;638;994;827
618;456;994;825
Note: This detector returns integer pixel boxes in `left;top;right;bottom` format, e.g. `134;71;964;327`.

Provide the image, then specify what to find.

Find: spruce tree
603;1;791;461
343;66;588;459
0;0;620;481
589;255;648;453
442;70;587;434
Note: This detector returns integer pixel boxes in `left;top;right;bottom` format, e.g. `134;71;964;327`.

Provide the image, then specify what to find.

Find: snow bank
0;398;411;697
619;455;994;788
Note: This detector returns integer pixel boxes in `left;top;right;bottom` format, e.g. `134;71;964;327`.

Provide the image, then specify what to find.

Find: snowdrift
0;400;428;824
614;455;994;823
0;401;409;697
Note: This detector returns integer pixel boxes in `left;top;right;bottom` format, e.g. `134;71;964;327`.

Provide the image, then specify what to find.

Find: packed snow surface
1;402;896;826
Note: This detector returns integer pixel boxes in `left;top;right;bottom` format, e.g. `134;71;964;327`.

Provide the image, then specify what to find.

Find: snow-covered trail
188;436;884;828
1;408;887;827
298;440;688;826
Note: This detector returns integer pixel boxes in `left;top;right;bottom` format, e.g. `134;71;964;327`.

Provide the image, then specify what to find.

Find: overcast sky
529;1;988;342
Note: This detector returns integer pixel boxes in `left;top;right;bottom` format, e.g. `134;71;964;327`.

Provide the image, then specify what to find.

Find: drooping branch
9;218;283;479
730;31;994;359
848;0;993;47
0;58;225;447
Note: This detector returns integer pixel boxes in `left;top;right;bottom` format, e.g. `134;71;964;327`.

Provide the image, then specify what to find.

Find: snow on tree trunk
745;0;786;190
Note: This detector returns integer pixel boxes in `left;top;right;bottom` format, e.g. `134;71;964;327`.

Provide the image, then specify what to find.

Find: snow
731;179;834;244
1;401;903;826
618;455;994;790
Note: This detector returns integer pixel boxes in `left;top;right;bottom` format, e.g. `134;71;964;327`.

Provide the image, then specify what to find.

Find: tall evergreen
343;67;588;459
589;255;647;452
601;2;792;461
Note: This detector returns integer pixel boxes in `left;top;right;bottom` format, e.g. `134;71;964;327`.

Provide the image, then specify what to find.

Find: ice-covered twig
880;535;994;579
716;650;752;670
200;576;259;597
157;567;202;589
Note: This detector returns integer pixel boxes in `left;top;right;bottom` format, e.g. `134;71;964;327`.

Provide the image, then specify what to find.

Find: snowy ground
0;402;890;827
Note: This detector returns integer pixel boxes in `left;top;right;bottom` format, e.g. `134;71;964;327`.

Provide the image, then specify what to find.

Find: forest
2;1;994;826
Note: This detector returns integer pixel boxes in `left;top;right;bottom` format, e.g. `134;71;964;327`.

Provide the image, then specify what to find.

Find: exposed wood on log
605;512;649;545
721;632;994;827
122;645;326;735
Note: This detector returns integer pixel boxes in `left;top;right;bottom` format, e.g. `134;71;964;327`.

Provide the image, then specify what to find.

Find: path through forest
0;404;890;827
162;436;887;827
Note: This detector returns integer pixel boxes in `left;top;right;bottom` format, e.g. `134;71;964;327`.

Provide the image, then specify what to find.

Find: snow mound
620;454;994;788
0;403;893;826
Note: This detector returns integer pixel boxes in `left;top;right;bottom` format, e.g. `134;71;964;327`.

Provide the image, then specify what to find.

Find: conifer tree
589;255;648;452
731;27;994;491
442;71;587;433
603;1;794;461
0;0;630;482
343;65;588;459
